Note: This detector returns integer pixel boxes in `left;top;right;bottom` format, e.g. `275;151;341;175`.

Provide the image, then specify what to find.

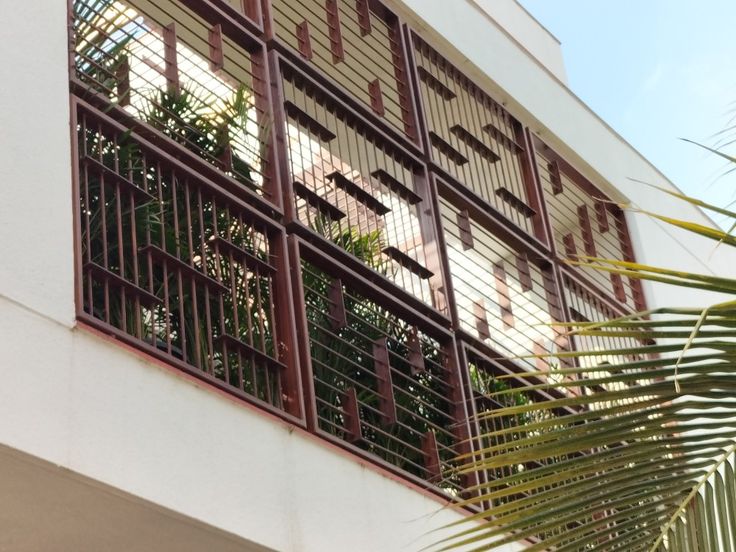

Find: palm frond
437;181;736;551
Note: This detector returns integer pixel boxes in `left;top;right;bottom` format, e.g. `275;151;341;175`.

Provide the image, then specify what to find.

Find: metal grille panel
270;0;415;139
75;101;294;412
534;140;644;312
301;259;467;493
72;0;274;200
281;65;440;308
413;36;538;236
439;196;571;382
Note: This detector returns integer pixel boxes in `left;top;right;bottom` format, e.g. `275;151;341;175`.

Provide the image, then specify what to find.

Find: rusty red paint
368;78;385;116
207;24;223;71
295;20;313;60
325;0;345;63
356;0;372;36
374;336;397;425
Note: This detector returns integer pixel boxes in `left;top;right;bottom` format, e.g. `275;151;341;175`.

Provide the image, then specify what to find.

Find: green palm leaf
436;182;736;550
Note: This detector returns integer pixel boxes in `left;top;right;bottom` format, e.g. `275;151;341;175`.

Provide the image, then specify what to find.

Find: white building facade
0;0;730;550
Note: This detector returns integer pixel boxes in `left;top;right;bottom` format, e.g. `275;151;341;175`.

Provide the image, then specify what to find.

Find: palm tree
437;158;736;551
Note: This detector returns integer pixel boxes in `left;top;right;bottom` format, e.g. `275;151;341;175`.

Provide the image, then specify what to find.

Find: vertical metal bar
610;272;627;303
295;20;314;60
113;132;127;331
328;277;347;329
457;209;474;250
515;253;533;292
413;169;449;313
595;200;610;232
517;128;547;243
208;24;224;72
356;0;372;35
406;327;426;375
325;0;345;64
402;28;431;149
422;430;441;481
184;182;202;370
373;336;397;425
473;299;490;340
548;268;576;371
525;129;556;253
162;23;180;94
343;387;362;442
447;341;481;496
242;0;260;22
368;78;385;117
578;204;597;256
253;47;279;207
493;261;514;329
615;208;648;311
219;122;234;172
562;233;577;260
261;0;276;40
288;236;314;425
197;188;215;375
70;100;84;320
533;339;549;371
392;22;416;140
67;0;77;76
548;160;563;195
116;57;131;107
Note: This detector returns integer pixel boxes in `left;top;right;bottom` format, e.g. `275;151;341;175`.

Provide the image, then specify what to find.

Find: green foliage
142;85;257;188
80;124;273;377
73;0;262;191
73;0;134;95
437;181;736;550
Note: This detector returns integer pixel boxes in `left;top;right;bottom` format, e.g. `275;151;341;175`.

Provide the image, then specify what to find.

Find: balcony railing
438;193;570;379
268;0;416;141
297;251;470;494
277;60;443;309
466;351;571;482
71;0;275;204
67;0;652;500
412;35;543;238
534;138;646;312
74;100;301;417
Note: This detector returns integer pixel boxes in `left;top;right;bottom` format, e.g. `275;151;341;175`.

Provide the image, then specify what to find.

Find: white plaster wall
0;295;523;552
0;1;516;550
0;0;75;327
468;0;568;84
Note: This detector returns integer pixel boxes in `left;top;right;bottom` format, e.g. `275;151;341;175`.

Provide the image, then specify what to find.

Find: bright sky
519;0;736;226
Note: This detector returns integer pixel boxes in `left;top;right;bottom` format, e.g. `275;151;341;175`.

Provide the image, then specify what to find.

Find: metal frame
65;0;651;498
289;235;477;499
262;0;422;151
71;96;305;423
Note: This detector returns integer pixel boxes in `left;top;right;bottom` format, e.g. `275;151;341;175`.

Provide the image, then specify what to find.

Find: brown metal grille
465;349;590;541
72;0;274;201
300;259;467;494
562;273;652;396
466;350;573;498
439;196;571;382
64;0;653;497
75;101;297;414
279;64;441;308
269;0;415;140
412;35;540;237
534;139;645;312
